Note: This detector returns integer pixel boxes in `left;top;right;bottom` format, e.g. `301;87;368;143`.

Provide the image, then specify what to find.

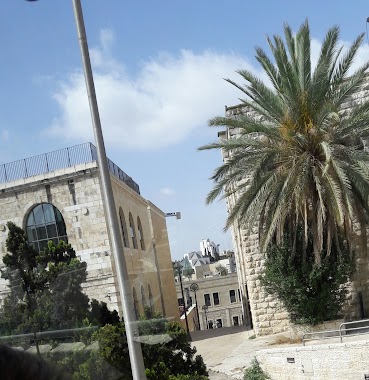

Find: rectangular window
229;290;236;303
213;292;220;306
204;293;211;306
238;289;241;301
177;298;184;306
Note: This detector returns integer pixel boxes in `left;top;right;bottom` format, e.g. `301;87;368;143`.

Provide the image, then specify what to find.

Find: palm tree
199;21;369;266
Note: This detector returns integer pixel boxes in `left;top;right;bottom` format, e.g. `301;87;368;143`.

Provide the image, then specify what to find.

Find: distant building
175;274;243;330
183;251;210;270
0;143;179;321
200;238;220;260
178;249;236;281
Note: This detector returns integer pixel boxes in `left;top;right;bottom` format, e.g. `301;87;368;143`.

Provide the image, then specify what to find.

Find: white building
200;238;220;260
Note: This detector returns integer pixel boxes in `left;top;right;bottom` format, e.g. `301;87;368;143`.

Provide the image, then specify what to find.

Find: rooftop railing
0;142;140;194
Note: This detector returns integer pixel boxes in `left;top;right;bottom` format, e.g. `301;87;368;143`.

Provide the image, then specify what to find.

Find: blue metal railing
0;142;140;194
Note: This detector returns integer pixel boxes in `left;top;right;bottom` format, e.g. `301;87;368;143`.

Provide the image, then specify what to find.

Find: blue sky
2;1;369;260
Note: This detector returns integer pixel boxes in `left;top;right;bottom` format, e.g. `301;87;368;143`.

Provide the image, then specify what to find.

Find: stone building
175;274;243;330
220;91;369;335
0;142;179;321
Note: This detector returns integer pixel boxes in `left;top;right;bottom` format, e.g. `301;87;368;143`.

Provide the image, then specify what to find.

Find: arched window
137;216;145;250
119;208;129;248
141;285;147;310
148;284;154;313
129;212;137;249
26;203;67;252
132;287;139;319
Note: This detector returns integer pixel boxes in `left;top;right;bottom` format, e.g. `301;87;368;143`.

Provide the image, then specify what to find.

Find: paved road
192;325;369;379
191;326;299;379
191;326;253;379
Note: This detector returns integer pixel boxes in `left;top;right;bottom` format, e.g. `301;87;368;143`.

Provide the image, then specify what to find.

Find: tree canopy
200;20;369;265
0;222;118;334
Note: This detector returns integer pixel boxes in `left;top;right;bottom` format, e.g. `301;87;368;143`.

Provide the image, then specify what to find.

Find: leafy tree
182;267;194;280
0;222;117;334
215;265;228;276
68;309;208;380
89;300;120;327
199;21;369;266
261;228;355;324
244;358;270;380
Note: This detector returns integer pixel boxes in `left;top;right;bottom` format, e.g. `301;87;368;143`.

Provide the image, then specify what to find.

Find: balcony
0;142;140;194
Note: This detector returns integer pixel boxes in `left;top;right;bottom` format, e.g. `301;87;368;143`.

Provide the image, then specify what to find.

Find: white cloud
159;187;176;196
47;29;262;151
310;37;369;74
47;29;369;151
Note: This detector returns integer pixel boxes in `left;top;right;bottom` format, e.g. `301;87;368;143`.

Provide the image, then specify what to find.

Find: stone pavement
191;326;300;379
192;325;369;379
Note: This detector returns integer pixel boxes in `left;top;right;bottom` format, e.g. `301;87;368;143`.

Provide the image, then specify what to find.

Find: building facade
175;274;243;330
0;143;179;322
220;94;369;335
200;238;220;260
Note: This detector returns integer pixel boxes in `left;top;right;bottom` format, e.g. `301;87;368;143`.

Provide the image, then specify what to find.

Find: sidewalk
191;327;299;379
192;325;369;379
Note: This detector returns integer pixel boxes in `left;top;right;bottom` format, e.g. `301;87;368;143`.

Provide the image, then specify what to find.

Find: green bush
244;359;269;380
261;229;355;325
55;316;208;380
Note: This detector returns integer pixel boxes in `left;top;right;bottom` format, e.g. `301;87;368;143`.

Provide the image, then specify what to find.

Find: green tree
182;267;194;280
261;228;355;324
71;310;208;380
89;300;120;326
0;222;117;334
199;21;369;266
215;265;228;276
244;358;270;380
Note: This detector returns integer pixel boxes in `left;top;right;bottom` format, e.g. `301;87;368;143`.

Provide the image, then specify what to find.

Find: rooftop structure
0;142;140;194
0;143;179;322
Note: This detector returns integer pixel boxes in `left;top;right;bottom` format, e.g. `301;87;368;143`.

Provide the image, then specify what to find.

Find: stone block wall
0;161;179;323
223;86;369;335
175;274;243;330
0;162;117;310
256;339;369;380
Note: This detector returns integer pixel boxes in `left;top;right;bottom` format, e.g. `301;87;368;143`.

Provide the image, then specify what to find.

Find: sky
2;1;369;260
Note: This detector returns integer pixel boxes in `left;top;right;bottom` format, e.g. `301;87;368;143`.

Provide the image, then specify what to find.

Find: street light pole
71;2;147;378
175;263;191;341
190;283;200;330
25;1;147;378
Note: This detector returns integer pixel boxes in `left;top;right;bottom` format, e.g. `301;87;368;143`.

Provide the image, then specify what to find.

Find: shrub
261;229;355;325
244;358;269;380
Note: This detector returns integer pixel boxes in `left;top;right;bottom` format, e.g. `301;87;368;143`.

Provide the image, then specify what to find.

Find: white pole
71;1;147;378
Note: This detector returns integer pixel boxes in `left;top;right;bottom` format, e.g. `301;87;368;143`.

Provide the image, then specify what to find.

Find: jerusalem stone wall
0;162;119;311
0;159;179;323
224;82;369;335
256;339;369;380
225;106;290;336
175;274;243;330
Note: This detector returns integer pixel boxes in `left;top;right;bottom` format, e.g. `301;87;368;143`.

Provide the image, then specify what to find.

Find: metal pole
190;283;200;331
178;270;191;341
71;1;146;378
194;292;200;330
